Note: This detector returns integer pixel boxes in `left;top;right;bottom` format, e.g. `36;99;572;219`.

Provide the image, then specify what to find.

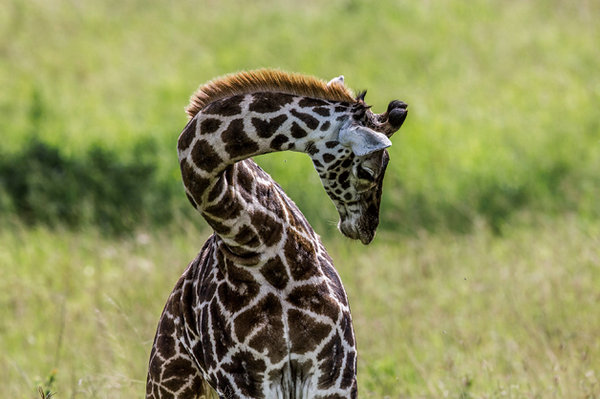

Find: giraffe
146;69;408;399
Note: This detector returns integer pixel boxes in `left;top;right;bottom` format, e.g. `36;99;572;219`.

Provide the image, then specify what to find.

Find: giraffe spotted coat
146;70;408;399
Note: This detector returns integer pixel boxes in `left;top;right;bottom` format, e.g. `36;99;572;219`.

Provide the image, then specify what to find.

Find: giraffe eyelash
356;165;375;181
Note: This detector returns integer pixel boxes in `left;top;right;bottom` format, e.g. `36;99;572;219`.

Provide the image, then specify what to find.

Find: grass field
1;0;599;397
2;216;599;398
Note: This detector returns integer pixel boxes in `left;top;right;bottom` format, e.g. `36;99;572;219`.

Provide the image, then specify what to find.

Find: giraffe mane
186;69;357;118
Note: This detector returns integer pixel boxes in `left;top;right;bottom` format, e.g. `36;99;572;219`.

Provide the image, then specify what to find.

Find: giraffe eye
356;165;375;181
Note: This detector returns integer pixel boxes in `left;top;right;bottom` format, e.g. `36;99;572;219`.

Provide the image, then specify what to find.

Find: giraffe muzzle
387;100;408;128
338;218;377;245
388;108;408;128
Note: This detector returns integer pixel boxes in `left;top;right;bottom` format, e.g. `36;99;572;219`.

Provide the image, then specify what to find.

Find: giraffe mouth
338;220;375;245
358;232;375;245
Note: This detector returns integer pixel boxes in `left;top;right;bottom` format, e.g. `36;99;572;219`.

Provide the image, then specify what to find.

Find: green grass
1;0;599;397
1;216;598;398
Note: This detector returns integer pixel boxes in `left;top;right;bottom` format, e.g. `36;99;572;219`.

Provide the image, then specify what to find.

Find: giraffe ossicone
146;69;407;399
326;75;344;87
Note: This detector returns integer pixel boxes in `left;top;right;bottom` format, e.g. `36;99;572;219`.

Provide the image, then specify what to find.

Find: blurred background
1;0;598;398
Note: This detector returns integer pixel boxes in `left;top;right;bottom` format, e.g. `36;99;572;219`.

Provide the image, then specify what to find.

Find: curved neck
177;92;351;254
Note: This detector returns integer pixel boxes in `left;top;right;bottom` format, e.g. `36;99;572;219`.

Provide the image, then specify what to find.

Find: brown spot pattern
287;309;332;354
290;121;308;139
322;153;335;163
234;294;287;363
305;141;319;156
270;134;289;150
222;119;260;159
204;95;244;116
222;351;266;399
200;308;216;368
251;114;288;138
313;107;331;117
155;333;176;361
191;139;223;173
178;117;197;151
249;92;294;113
340;312;355;346
250;210;283;247
317;333;343;388
210;300;235;361
260;256;289;290
261;188;284;216
287;284;340;321
321;263;348;306
180;160;210;199
162;357;195;387
218;266;260;313
234;224;261;248
204;191;243;220
200;118;222;134
299;97;329;107
290;109;319;129
207;178;225;203
202;213;231;235
284;229;318;280
340;350;356;389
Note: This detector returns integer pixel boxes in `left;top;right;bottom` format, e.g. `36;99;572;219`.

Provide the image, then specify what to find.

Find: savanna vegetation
1;0;598;397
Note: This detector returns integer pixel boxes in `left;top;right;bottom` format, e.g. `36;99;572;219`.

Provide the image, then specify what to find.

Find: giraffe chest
176;239;357;398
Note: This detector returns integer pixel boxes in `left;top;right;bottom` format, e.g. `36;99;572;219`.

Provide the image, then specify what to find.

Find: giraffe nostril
387;100;408;113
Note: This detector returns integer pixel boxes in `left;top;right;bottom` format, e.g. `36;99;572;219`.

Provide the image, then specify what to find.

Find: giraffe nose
388;107;407;128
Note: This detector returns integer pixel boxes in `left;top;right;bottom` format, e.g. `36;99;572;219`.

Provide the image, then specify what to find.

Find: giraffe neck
177;91;353;255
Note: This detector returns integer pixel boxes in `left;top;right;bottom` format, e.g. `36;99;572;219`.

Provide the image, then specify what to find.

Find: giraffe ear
327;75;345;87
339;124;392;156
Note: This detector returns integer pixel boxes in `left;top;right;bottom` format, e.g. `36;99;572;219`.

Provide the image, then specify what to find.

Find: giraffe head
312;94;407;244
